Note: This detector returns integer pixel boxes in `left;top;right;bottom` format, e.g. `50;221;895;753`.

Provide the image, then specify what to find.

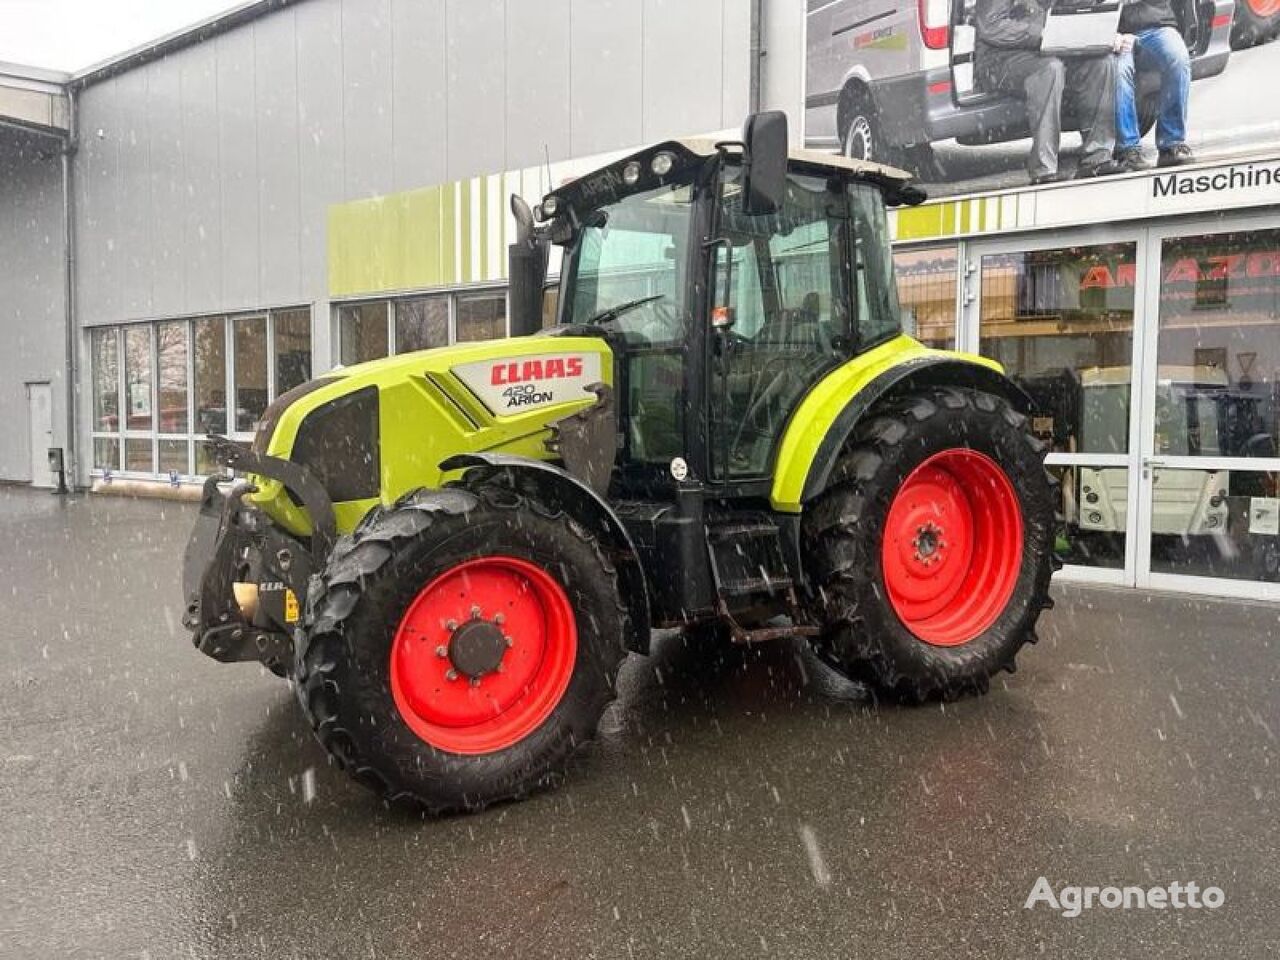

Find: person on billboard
1112;0;1195;170
975;0;1119;185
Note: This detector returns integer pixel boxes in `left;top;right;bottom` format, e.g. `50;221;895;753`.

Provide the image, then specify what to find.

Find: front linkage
182;436;333;675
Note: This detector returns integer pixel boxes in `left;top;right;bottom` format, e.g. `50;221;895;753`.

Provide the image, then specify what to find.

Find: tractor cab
521;113;922;501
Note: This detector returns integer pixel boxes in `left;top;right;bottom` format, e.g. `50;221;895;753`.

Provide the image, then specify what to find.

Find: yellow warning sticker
284;589;300;623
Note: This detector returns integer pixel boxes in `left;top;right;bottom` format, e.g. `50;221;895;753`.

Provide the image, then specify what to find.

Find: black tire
294;483;633;813
802;386;1058;702
839;87;881;163
839;84;941;179
1232;0;1280;49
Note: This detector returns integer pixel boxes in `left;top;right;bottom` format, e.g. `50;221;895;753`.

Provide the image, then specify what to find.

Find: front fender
440;452;653;654
770;336;1028;511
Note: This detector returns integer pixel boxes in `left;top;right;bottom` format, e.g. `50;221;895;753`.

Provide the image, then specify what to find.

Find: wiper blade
587;294;665;326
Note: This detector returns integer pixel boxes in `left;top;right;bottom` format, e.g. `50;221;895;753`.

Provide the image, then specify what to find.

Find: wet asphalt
1;486;1278;960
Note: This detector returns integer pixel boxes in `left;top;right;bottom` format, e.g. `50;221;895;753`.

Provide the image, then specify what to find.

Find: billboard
803;0;1280;198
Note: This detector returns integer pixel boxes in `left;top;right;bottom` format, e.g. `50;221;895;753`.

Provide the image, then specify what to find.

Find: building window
456;292;507;342
91;328;119;433
395;296;449;353
339;303;389;365
93;437;119;472
979;243;1136;456
274;308;312;394
193;317;228;436
125;437;154;473
978;243;1137;573
156;320;188;435
893;246;958;350
89;307;312;479
1155;230;1280;459
158;438;189;475
123;325;153;432
339;286;510;357
233;315;268;432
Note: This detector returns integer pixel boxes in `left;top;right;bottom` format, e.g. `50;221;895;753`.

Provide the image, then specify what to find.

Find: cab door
708;169;855;483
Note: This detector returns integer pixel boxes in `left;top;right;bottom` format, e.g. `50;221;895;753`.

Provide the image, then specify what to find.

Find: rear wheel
1232;0;1280;48
803;387;1057;702
295;484;632;812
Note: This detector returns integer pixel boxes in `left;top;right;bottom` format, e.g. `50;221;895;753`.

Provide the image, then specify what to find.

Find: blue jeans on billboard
1116;26;1191;151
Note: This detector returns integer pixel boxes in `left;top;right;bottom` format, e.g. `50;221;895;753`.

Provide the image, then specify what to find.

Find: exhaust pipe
507;194;550;338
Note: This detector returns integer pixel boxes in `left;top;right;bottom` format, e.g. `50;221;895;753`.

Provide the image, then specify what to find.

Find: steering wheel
624;298;683;342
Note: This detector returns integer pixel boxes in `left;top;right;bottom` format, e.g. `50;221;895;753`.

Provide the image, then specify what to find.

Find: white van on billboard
804;0;1277;196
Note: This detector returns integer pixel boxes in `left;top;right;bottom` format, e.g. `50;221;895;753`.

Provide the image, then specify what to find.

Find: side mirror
741;111;788;217
508;194;550;337
894;184;929;207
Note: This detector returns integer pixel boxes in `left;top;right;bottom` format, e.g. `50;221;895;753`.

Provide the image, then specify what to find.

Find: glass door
965;232;1147;586
1135;215;1280;600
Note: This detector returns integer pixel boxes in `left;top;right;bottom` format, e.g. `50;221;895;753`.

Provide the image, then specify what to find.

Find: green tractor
184;112;1056;812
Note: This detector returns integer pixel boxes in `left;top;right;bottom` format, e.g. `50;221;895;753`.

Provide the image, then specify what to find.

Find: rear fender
441;453;652;654
771;339;1031;511
800;356;1032;505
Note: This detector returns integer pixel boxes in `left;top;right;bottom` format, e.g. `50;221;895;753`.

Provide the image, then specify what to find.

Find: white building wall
71;0;754;328
0;130;67;483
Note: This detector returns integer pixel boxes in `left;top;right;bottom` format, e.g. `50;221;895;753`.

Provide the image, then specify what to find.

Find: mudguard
770;335;1030;511
441;452;653;654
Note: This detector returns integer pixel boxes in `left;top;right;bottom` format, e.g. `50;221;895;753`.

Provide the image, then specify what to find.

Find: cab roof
543;136;919;220
674;137;913;184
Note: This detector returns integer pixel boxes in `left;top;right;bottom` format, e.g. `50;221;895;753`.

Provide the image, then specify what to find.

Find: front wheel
803;387;1058;702
295;484;633;812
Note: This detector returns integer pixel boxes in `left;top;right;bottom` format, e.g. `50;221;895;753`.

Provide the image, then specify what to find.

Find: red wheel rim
880;449;1023;647
390;556;577;755
1247;0;1280;19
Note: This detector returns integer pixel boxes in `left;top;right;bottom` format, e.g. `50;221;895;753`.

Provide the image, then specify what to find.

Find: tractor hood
244;333;613;536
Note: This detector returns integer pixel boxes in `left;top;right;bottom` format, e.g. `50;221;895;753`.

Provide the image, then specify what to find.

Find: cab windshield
562;179;694;345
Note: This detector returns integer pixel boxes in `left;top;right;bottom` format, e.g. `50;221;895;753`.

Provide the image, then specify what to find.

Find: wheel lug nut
470;605;482;618
494;613;505;626
504;636;514;648
435;645;448;658
445;668;458;681
445;619;458;631
470;677;481;688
